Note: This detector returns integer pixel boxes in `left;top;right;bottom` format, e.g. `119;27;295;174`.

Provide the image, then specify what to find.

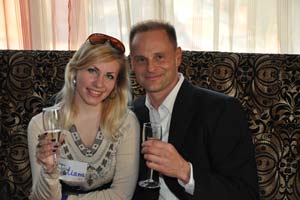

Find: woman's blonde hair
56;40;129;139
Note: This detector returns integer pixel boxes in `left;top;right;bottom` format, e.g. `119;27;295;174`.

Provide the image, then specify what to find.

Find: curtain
0;0;299;54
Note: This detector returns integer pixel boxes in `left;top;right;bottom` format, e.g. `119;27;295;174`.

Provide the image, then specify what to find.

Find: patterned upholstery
0;50;299;200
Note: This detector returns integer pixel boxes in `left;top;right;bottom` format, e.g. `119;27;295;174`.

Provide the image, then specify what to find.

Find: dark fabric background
0;50;299;200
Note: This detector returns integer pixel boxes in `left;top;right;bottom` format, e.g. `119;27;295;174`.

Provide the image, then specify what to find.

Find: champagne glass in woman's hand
139;122;162;189
42;107;62;165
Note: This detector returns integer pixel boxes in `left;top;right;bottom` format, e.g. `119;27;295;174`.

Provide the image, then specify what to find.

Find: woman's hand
36;132;65;173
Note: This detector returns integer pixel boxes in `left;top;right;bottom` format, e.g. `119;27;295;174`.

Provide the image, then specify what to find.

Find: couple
28;20;259;200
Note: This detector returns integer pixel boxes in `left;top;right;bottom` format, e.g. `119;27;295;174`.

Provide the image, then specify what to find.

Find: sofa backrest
1;50;299;200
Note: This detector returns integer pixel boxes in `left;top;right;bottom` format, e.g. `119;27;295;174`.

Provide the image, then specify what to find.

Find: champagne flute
42;106;62;164
138;122;162;188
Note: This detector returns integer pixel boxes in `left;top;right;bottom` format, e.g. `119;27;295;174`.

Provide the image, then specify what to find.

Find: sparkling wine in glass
138;122;162;189
42;107;62;164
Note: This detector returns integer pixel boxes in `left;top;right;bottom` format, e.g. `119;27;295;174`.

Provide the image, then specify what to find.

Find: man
129;20;259;200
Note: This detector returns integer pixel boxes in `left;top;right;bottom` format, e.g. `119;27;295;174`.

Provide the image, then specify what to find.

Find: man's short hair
129;20;178;49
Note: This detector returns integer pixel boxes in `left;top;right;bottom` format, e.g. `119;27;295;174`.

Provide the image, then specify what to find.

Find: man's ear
175;47;182;68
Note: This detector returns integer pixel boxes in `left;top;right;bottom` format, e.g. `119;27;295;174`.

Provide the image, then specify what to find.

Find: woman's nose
94;74;104;87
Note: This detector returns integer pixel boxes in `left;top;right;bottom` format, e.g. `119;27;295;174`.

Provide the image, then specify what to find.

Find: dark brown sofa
1;50;299;200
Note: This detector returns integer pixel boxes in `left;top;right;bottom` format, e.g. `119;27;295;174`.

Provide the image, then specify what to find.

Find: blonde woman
28;33;140;200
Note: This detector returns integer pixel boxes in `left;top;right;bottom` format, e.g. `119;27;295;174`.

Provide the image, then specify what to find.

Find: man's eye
135;57;147;64
155;54;164;61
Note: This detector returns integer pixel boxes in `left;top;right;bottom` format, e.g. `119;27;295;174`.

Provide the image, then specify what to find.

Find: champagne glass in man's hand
42;107;62;165
139;122;162;189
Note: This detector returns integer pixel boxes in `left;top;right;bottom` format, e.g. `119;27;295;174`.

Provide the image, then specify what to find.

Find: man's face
130;29;182;97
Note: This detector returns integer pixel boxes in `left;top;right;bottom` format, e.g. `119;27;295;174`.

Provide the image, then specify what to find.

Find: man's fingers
144;152;163;163
146;160;162;172
142;139;166;147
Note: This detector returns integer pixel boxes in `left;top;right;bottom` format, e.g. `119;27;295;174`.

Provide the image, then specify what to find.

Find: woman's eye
106;74;114;80
87;67;97;74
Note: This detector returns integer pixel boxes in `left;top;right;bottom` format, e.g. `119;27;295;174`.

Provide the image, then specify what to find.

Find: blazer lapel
168;79;196;151
163;79;196;199
133;96;149;124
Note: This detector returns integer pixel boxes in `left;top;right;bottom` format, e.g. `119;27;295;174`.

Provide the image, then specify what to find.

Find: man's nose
146;59;157;72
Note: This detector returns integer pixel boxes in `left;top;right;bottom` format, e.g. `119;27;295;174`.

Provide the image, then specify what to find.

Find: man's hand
142;140;190;184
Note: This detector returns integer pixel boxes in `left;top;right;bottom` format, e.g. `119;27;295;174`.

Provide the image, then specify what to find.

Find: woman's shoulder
117;108;139;124
28;104;61;128
125;108;139;121
29;111;43;125
116;108;140;137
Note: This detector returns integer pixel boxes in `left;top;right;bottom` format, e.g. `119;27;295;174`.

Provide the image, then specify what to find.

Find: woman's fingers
36;133;60;167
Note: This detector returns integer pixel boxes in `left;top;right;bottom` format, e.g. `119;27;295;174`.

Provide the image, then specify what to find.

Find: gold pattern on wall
1;50;300;200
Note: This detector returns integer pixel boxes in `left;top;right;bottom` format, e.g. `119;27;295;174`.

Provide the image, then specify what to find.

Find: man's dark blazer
132;79;259;200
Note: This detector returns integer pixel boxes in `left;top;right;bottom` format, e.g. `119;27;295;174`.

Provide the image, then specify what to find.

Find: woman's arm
28;113;62;200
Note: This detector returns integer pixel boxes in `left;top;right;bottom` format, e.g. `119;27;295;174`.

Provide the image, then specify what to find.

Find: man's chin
144;86;163;93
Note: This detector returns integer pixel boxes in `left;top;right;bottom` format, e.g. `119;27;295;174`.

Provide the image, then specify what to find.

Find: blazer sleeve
192;97;259;200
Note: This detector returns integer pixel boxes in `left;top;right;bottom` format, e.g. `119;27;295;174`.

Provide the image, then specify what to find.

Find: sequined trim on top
60;124;122;187
69;125;103;157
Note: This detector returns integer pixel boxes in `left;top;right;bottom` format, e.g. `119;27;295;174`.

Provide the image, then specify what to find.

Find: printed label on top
59;158;88;182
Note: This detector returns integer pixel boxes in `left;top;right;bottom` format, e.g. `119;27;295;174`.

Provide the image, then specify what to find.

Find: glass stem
149;169;154;181
53;153;57;164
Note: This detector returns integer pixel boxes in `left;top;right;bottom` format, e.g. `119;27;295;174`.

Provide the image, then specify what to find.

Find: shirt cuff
178;162;195;195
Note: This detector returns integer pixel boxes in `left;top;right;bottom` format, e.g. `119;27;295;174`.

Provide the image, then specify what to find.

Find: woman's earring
73;79;76;86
